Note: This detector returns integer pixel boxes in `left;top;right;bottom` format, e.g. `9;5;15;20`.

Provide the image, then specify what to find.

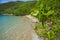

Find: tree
33;0;60;40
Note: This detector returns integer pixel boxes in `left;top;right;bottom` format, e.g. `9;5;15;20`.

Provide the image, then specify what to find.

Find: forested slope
0;1;37;16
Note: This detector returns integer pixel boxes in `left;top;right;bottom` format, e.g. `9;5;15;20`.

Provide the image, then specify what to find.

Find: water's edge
0;15;41;40
23;15;41;40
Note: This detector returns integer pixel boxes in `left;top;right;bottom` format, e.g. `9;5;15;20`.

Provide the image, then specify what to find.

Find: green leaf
31;10;39;16
47;10;54;16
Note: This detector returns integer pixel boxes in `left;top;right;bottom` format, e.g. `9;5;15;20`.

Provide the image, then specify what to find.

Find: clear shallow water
0;16;22;32
0;16;40;40
0;16;33;40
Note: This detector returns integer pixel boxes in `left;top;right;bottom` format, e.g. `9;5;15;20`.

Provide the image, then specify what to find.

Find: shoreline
1;14;13;16
0;15;42;40
23;15;41;40
23;15;39;23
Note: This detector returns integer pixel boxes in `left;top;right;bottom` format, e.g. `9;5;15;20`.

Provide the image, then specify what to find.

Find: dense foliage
0;0;60;40
31;0;60;40
0;1;36;16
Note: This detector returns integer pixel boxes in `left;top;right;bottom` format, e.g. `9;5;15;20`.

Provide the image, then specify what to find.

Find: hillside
0;1;37;16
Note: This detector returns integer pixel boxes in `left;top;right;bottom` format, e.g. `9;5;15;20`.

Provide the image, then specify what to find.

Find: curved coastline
23;15;41;40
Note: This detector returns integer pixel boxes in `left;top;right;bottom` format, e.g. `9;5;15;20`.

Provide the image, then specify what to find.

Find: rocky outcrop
24;15;39;23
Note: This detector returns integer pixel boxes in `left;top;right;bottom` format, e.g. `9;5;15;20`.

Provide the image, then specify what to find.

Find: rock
25;15;39;23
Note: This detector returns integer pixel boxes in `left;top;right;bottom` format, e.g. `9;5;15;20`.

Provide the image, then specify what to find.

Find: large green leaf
31;10;39;16
46;10;54;16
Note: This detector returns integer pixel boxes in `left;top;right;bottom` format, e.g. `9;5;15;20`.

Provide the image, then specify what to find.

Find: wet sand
0;16;40;40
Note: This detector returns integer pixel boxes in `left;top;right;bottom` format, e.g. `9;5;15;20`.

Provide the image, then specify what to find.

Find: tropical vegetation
0;0;60;40
0;1;36;16
31;0;60;40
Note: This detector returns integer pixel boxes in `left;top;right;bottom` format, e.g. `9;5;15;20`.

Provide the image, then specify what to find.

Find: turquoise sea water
0;16;41;40
0;16;32;40
0;16;22;32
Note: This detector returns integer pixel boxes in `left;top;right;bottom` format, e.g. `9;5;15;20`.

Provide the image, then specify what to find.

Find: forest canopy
0;0;60;40
0;1;37;16
33;0;60;40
